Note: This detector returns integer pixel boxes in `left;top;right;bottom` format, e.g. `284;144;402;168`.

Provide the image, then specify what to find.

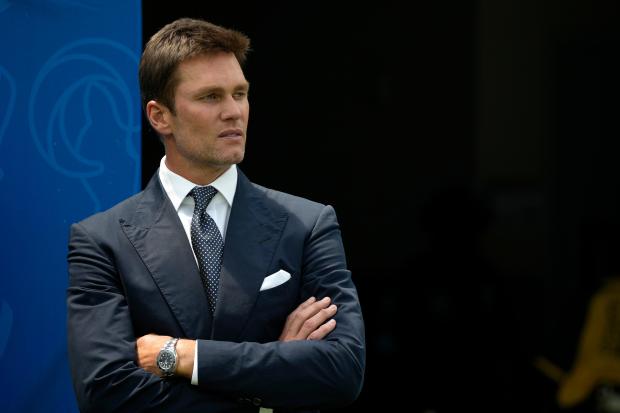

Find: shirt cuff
191;340;199;385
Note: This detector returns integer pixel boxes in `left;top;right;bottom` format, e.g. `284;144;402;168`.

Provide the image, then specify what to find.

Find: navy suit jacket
67;169;365;413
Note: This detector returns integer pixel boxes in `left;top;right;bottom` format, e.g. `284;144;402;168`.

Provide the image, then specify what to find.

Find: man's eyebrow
234;82;250;91
193;82;250;95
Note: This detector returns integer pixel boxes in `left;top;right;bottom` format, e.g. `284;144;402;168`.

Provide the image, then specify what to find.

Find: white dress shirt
158;156;238;386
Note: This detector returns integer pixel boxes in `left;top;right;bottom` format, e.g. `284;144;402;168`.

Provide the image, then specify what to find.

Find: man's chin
224;151;245;165
209;152;245;168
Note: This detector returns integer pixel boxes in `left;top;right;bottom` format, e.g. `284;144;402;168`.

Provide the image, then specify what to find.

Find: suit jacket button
252;397;262;406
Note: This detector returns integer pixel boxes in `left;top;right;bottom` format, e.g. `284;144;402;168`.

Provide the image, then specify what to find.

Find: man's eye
233;91;248;99
201;94;219;101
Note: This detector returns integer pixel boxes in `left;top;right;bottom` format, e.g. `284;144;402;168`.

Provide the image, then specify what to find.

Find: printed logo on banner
28;38;140;212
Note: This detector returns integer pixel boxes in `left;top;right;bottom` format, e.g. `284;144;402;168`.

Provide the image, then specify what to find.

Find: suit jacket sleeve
67;222;254;413
195;205;366;410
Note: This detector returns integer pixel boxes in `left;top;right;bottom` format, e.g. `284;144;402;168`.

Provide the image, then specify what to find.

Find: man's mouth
218;129;243;138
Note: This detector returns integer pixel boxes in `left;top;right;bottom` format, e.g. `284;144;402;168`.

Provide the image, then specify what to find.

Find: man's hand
136;334;195;378
279;296;337;342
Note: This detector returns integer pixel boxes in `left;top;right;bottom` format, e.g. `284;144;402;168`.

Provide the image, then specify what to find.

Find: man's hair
139;17;250;114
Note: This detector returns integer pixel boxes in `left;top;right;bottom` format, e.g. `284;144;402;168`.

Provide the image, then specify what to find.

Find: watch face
157;350;175;371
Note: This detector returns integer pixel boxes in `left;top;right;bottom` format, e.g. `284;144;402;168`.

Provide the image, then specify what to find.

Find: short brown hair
139;17;250;113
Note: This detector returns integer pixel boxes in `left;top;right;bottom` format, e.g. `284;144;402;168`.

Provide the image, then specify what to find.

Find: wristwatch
156;337;179;377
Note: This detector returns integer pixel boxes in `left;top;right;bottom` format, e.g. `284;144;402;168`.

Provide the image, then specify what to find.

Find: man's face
165;52;249;173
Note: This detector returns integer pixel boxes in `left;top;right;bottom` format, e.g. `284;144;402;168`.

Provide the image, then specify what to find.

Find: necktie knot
190;186;218;211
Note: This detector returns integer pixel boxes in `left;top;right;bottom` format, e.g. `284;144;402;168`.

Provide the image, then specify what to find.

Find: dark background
142;1;620;411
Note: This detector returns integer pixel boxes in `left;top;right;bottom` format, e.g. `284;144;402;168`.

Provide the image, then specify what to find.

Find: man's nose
220;95;243;120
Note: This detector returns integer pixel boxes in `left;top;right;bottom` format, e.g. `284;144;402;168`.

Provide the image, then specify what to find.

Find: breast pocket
249;270;300;341
259;269;292;292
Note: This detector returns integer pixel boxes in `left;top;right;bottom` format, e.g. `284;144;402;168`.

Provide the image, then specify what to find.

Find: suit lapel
212;170;288;341
120;173;213;339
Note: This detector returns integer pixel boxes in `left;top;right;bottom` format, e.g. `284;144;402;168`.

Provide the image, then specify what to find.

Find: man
67;17;365;413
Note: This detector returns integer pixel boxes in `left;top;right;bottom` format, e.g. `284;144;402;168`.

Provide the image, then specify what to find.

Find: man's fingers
299;304;337;338
298;296;317;310
279;297;336;341
286;297;332;337
307;319;337;340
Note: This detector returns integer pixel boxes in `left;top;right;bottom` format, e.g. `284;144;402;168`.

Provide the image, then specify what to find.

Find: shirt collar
158;156;238;211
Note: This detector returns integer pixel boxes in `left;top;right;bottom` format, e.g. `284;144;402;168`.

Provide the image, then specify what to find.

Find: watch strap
164;337;179;352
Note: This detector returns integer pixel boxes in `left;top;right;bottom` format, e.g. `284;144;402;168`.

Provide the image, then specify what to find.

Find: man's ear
146;100;173;136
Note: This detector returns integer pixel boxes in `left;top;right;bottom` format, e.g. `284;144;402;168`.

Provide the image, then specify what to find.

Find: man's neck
164;157;229;186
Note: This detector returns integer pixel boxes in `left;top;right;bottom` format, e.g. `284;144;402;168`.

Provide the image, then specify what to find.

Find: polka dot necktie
189;186;224;313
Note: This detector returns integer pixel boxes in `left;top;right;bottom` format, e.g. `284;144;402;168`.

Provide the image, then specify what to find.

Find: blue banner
0;1;141;411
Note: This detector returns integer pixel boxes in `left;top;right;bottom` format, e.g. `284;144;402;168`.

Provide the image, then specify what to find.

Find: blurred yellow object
556;278;620;407
536;278;620;407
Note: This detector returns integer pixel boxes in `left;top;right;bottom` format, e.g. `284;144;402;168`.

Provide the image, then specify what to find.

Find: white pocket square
260;269;291;291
